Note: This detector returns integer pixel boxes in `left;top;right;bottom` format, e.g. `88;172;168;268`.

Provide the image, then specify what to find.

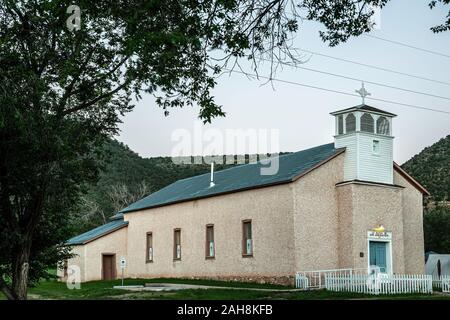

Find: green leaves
302;0;390;46
424;206;450;254
402;135;450;203
429;0;450;33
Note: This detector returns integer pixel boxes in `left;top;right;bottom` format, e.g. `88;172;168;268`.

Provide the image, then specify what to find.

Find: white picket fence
442;275;450;293
325;273;433;295
431;275;450;292
295;268;369;289
432;275;442;289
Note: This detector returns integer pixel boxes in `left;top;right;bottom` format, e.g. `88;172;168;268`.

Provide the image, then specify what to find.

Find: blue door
369;241;387;273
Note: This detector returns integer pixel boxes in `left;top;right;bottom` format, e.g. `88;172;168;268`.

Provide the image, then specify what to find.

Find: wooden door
102;254;116;280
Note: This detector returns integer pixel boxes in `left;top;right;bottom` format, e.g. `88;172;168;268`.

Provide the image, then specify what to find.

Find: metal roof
330;104;397;117
66;219;128;245
120;143;344;214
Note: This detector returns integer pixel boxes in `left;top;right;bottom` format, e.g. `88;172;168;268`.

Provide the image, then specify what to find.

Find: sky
116;0;450;164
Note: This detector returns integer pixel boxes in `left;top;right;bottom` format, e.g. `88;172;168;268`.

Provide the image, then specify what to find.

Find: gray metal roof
120;143;344;214
66;219;128;245
330;104;397;117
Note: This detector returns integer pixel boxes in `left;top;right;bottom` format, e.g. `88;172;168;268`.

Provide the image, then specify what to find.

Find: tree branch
0;276;16;300
62;80;130;116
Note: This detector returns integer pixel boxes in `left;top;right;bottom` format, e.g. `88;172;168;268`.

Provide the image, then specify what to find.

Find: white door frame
367;231;393;274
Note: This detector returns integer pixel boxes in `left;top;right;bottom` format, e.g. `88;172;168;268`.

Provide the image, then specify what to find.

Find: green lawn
1;278;449;300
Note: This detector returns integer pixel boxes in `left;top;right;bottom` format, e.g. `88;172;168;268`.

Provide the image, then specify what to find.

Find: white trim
367;231;393;275
335;180;403;190
332;131;394;140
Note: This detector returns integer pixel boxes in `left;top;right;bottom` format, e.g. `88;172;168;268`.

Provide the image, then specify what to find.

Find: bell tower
331;96;396;184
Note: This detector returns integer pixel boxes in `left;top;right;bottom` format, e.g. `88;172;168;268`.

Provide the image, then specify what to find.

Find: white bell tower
331;85;396;184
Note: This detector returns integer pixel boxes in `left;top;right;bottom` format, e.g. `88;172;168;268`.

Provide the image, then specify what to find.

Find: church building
60;104;429;285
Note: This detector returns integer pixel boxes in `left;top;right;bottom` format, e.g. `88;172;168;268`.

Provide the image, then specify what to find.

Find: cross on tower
355;82;371;104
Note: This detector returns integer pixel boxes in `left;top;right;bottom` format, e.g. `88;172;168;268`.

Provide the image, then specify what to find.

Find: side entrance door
369;241;387;273
102;254;116;280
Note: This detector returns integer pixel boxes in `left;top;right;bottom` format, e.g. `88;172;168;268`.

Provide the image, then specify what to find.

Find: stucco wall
57;245;86;282
337;182;406;273
124;183;296;285
336;184;354;269
394;171;425;274
62;226;128;282
292;153;344;271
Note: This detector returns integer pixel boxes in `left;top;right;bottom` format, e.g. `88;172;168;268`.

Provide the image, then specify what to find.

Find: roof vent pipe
210;162;215;187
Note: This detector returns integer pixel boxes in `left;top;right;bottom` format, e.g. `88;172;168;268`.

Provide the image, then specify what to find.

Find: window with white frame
345;113;356;133
337;115;344;135
377;116;390;135
361;113;374;133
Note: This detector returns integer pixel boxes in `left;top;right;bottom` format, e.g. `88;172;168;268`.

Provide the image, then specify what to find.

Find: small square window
373;140;380;154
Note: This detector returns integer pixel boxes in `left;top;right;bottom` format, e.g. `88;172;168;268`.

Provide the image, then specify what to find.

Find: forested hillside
402;135;450;204
71;139;260;234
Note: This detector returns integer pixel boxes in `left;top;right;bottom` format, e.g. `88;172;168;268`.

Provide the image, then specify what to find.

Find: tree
106;181;152;214
0;0;447;300
429;0;450;33
424;207;450;254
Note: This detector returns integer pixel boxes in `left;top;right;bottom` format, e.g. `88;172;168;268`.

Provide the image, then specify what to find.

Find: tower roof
330;104;397;117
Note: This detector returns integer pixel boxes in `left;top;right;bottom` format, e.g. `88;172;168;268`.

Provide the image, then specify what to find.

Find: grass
144;277;288;289
1;277;449;300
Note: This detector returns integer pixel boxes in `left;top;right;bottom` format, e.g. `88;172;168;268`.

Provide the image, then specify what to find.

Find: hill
72;139;276;234
402;135;450;204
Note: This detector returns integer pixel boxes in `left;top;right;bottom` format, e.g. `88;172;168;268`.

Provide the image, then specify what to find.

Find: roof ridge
67;219;128;245
182;142;335;179
119;142;338;214
131;143;334;188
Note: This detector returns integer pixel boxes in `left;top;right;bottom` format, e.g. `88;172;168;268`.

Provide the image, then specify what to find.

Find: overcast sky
116;0;450;164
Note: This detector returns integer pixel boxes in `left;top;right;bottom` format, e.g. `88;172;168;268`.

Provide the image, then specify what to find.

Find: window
373;140;380;154
377;116;390;135
345;113;356;133
242;220;253;256
63;260;68;278
146;232;153;262
206;224;215;258
361;113;374;133
337;115;344;135
173;229;181;260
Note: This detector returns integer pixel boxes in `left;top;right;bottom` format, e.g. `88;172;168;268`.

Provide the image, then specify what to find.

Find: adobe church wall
83;226;128;282
292;153;345;272
123;182;296;285
336;184;354;269
63;226;128;282
57;245;86;282
337;182;406;274
394;171;425;274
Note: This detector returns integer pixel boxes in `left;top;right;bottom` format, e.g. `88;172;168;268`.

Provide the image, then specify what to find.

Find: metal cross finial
355;82;371;104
